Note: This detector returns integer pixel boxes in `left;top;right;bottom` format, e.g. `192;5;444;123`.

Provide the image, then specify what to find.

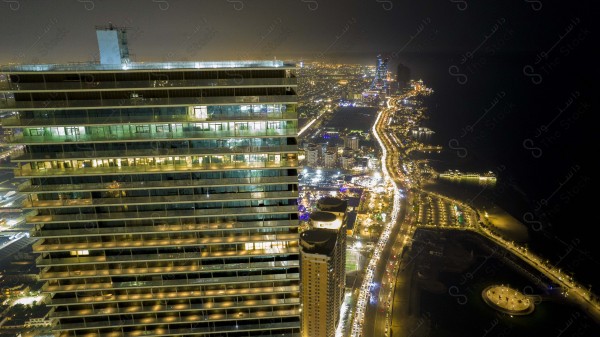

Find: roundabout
482;285;535;315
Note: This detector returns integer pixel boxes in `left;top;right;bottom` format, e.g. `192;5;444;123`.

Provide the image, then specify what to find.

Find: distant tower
324;150;337;168
344;136;359;151
397;62;411;90
306;143;320;167
341;153;354;170
371;54;389;92
96;23;130;64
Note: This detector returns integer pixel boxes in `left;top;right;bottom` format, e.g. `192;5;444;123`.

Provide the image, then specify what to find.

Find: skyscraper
300;198;347;337
396;63;411;90
370;54;389;93
299;229;340;337
0;28;300;337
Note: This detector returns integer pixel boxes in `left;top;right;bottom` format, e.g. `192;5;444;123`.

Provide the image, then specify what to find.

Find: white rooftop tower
96;23;130;64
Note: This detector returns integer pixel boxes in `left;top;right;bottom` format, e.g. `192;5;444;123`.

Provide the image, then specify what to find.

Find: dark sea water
397;50;598;291
410;229;600;337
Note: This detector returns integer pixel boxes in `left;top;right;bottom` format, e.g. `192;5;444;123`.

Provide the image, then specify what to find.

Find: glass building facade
0;61;300;336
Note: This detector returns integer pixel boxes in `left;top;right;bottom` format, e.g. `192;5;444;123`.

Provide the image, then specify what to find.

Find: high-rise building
300;197;347;337
1;28;300;337
341;153;354;170
370;54;389;93
299;229;338;337
344;136;359;151
316;197;347;219
314;197;347;310
306;144;319;167
396;63;411;90
324;150;337;169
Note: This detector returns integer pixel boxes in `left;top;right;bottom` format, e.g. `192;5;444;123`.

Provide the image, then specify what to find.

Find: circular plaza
482;285;535;315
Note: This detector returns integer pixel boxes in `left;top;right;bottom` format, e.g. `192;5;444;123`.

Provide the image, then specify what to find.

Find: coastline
423;180;529;243
390;228;600;337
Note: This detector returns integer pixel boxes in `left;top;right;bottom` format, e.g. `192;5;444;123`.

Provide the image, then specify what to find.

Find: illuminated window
70;250;90;256
65;127;81;136
29;128;43;136
193;106;208;119
244;241;286;250
136;125;150;133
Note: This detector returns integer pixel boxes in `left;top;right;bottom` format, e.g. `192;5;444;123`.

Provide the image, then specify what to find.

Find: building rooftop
317;197;348;213
300;229;337;256
309;211;337;222
1;60;295;73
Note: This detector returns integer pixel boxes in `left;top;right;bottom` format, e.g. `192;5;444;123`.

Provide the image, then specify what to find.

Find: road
352;92;418;337
363;193;409;337
358;88;483;336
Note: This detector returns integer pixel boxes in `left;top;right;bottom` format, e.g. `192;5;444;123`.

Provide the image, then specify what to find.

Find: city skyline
0;1;597;336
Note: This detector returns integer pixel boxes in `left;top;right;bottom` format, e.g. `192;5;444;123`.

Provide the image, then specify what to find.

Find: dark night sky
1;0;598;286
0;0;592;64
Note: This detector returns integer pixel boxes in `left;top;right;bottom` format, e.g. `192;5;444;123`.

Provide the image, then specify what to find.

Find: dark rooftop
309;211;337;222
300;229;337;256
317;197;348;213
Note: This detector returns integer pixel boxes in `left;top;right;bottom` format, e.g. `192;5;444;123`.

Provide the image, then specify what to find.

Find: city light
12;296;44;306
0;5;596;337
350;95;404;337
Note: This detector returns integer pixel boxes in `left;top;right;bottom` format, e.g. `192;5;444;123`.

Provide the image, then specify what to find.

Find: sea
402;51;597;291
407;228;600;337
399;52;599;334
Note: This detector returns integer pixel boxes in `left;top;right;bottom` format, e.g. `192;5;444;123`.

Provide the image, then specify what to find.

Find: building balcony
23;190;298;210
50;302;300;322
0;95;297;112
8;128;298;145
44;273;300;299
15;160;299;178
57;325;300;337
13;145;299;162
32;232;298;252
1;59;294;72
4;77;297;92
32;220;298;239
40;266;299;292
36;246;300;267
54;314;300;336
2;110;297;128
19;175;298;193
51;297;300;320
27;204;298;224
